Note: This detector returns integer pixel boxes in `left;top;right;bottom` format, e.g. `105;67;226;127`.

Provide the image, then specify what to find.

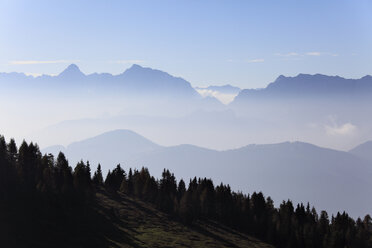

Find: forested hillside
43;129;372;218
1;136;371;247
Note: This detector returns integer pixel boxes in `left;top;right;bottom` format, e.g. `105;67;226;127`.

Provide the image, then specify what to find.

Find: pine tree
92;164;104;186
7;138;17;163
73;161;92;196
127;168;133;195
179;191;194;224
105;164;125;191
56;152;73;194
177;179;186;200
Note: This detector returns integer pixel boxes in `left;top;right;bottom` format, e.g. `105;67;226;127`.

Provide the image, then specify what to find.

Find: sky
1;0;372;88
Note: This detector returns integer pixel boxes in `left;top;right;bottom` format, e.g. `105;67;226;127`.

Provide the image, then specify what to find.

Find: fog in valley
1;64;371;151
2;64;372;218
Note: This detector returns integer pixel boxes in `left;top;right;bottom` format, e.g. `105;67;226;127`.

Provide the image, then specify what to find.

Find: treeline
1;136;371;247
104;166;372;248
0;137;112;247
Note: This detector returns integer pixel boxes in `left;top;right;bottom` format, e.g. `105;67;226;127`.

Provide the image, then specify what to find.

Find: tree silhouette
0;136;371;248
93;164;104;186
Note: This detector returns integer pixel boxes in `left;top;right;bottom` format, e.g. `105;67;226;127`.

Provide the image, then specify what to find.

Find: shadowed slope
96;189;273;248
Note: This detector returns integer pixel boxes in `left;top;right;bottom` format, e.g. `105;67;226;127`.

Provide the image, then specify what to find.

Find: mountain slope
233;74;372;103
349;141;372;162
118;64;199;98
43;130;372;218
129;141;372;219
97;190;272;248
58;63;86;80
1;186;272;248
43;129;161;167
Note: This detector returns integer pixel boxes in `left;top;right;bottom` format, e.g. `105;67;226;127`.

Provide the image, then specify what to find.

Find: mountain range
0;64;200;98
233;74;372;101
0;64;227;122
231;73;372;122
3;64;372;219
2;64;372;100
5;64;372;103
3;64;372;108
42;129;372;219
3;64;372;151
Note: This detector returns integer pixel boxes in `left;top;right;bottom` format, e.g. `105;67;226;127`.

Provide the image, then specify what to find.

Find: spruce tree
92;164;104;186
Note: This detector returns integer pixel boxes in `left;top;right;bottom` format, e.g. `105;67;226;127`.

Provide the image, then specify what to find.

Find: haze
1;0;372;219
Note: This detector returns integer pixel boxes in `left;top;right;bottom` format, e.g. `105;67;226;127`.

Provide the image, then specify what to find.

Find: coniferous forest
1;136;371;247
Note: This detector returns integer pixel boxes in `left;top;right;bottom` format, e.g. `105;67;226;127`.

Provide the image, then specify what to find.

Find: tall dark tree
177;179;186;200
73;160;92;197
93;164;104;186
7;138;17;163
105;164;125;191
56;152;73;194
158;169;177;213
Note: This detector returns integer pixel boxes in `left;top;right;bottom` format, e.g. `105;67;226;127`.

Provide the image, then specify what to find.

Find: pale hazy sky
1;0;371;88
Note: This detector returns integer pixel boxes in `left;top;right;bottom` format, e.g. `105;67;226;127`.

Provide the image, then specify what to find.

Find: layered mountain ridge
232;73;372;104
42;129;372;219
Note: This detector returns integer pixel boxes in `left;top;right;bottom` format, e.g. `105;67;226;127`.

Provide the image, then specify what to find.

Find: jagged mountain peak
58;64;85;78
122;64;169;77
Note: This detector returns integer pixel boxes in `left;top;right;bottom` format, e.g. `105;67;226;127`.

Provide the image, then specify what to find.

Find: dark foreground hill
2;136;372;248
1;188;271;248
97;190;272;248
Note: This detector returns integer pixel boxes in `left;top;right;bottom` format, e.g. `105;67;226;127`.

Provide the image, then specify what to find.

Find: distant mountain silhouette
118;64;198;97
0;72;31;81
230;74;372;142
43;129;160;168
349;141;372;162
3;68;372;150
42;129;372;218
266;74;372;94
58;63;85;80
232;74;372;104
0;64;196;97
43;145;66;155
0;64;225;114
2;67;372;100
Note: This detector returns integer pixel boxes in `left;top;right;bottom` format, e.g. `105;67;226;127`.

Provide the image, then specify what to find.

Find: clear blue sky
1;0;371;88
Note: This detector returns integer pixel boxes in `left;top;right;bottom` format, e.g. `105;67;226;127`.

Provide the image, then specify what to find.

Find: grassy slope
96;190;273;248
